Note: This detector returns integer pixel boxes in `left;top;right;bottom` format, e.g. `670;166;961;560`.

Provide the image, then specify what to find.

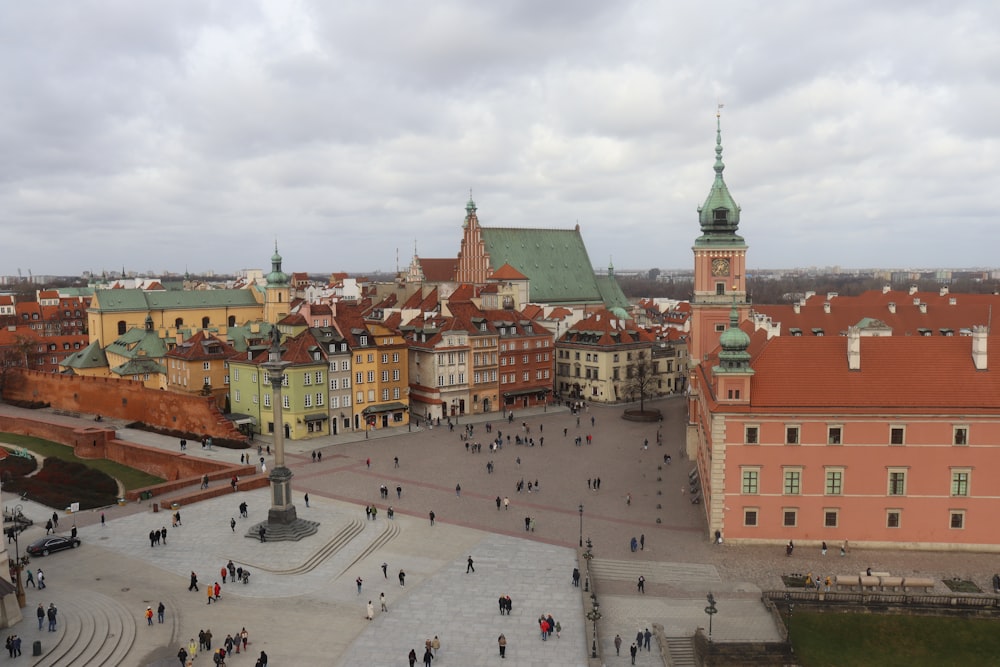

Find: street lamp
586;597;602;659
9;505;28;608
705;592;718;642
578;504;584;547
582;538;593;592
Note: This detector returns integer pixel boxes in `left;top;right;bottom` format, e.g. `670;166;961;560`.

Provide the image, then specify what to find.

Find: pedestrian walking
429;511;435;526
615;634;622;655
366;600;374;620
408;648;417;667
258;525;266;542
146;606;154;625
101;512;105;527
455;484;461;497
503;496;510;510
380;592;388;612
231;517;236;532
382;562;389;578
466;556;475;573
398;569;406;586
630;642;638;664
394;456;399;468
573;568;581;587
25;569;34;588
396;485;402;499
36;604;44;630
637;575;645;593
640;534;645;550
46;603;57;631
37;568;45;589
312;451;316;463
821;540;827;556
356;577;363;594
189;571;199;591
158;601;165;623
177;646;188;667
644;628;652;650
498;633;507;659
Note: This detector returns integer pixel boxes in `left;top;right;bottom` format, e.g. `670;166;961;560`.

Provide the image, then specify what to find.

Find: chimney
949;297;957;306
882;284;891;294
913;297;921;306
939;286;949;296
804;291;816;300
826;292;839;300
847;326;861;370
823;302;831;314
793;303;801;314
909;285;918;295
918;303;927;314
888;302;896;314
972;325;987;370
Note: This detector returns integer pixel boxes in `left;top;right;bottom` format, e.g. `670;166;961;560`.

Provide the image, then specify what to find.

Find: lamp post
705;592;718;642
586;596;602;659
582;538;593;592
578;504;584;547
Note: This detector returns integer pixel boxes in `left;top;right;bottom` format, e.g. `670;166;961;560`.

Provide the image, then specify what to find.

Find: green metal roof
60;339;108;370
481;227;608;304
695;114;745;248
111;358;167;376
596;275;630;311
91;288;259;313
107;327;169;359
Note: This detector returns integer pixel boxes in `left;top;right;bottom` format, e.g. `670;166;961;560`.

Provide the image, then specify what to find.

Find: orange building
688;117;1000;551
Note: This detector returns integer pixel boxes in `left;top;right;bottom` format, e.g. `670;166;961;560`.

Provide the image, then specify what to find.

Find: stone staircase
589;558;722;587
32;591;138;667
664;636;697;667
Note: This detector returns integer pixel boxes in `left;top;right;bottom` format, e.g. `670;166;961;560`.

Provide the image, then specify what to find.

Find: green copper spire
716;296;752;372
463;190;477;228
696;109;744;244
266;241;289;286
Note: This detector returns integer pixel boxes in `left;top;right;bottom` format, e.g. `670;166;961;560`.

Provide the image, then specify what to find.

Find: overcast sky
3;1;998;278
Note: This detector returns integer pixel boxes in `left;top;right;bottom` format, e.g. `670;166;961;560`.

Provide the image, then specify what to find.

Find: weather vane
717;102;725;118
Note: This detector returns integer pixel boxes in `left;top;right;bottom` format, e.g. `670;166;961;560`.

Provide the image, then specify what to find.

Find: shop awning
362;402;408;415
502;387;551;398
304;413;329;422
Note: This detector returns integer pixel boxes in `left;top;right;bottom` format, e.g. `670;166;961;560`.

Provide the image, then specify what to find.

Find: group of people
177;628;257;667
537;613;560;641
406;636;440;667
149;526;168;547
3;635;21;657
613;628;652;664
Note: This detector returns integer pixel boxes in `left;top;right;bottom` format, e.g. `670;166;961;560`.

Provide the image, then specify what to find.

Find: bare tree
0;335;35;399
623;350;655;413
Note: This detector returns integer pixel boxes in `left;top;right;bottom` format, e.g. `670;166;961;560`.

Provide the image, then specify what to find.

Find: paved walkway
4;397;1000;665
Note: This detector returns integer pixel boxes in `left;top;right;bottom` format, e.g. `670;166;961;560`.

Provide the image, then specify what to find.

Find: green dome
719;324;750;351
266;242;289;286
610;307;629;320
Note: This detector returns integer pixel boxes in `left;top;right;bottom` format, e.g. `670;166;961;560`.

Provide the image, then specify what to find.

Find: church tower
690;110;749;366
455;195;492;284
263;242;291;324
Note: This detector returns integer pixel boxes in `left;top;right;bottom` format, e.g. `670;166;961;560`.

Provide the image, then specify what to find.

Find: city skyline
3;1;998;275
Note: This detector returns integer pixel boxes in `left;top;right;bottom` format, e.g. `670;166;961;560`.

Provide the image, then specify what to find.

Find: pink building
687;116;1000;551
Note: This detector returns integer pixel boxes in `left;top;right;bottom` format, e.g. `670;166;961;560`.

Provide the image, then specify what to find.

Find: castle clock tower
690;110;749;366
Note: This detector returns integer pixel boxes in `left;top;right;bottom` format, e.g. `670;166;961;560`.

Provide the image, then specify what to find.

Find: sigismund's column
263;334;297;525
250;327;319;541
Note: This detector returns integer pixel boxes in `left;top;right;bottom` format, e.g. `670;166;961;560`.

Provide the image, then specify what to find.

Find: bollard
33;640;41;656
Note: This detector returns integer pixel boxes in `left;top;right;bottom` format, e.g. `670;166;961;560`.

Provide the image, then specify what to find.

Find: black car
26;535;80;557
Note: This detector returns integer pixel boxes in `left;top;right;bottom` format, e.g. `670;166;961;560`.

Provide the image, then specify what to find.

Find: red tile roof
490;263;528;280
418;258;458;283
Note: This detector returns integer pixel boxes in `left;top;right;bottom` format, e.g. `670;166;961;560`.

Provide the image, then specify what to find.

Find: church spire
696;106;743;243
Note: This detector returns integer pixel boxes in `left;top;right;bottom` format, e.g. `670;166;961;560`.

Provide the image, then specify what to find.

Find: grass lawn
789;611;1000;667
0;432;164;491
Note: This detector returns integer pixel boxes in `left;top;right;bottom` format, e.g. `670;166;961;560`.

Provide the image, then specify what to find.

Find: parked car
26;535;80;557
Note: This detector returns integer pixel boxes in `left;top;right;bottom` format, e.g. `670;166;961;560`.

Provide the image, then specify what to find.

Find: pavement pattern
3;397;999;665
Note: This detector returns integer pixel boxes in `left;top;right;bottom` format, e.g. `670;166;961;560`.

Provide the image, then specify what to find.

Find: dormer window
713;208;728;224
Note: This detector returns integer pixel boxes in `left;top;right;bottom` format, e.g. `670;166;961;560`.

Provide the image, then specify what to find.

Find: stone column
264;356;297;525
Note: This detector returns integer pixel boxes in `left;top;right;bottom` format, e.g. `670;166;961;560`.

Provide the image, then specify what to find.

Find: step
32;598;85;667
665;636;697;667
589;558;722;585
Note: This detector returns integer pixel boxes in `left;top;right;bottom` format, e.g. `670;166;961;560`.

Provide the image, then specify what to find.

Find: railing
765;590;1000;609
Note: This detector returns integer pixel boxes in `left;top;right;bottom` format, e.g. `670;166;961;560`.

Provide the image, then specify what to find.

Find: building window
716;283;725;295
783;509;797;527
304;374;312;386
783;469;801;495
825;469;843;495
359;336;367;346
356;391;364;404
785;426;799;445
393;353;399;362
382;353;388;364
315;371;323;384
744;509;758;527
282;395;290;409
393;388;400;399
304;394;312;408
888;470;907;496
745;426;758;445
890;425;905;445
233;369;239;382
727;389;741;399
202;362;211;371
330;378;338;390
824;509;839;528
393;369;400;381
741;468;759;495
950;511;965;529
367;390;375;402
714;323;726;333
367;371;375;383
316;392;324;406
951;470;970;497
263;394;270;407
886;510;900;528
381;371;388;382
233;390;240;403
382;389;389;401
953;426;968;446
827;426;842;445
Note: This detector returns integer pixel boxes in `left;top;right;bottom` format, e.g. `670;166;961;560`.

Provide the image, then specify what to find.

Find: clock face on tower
711;258;731;276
